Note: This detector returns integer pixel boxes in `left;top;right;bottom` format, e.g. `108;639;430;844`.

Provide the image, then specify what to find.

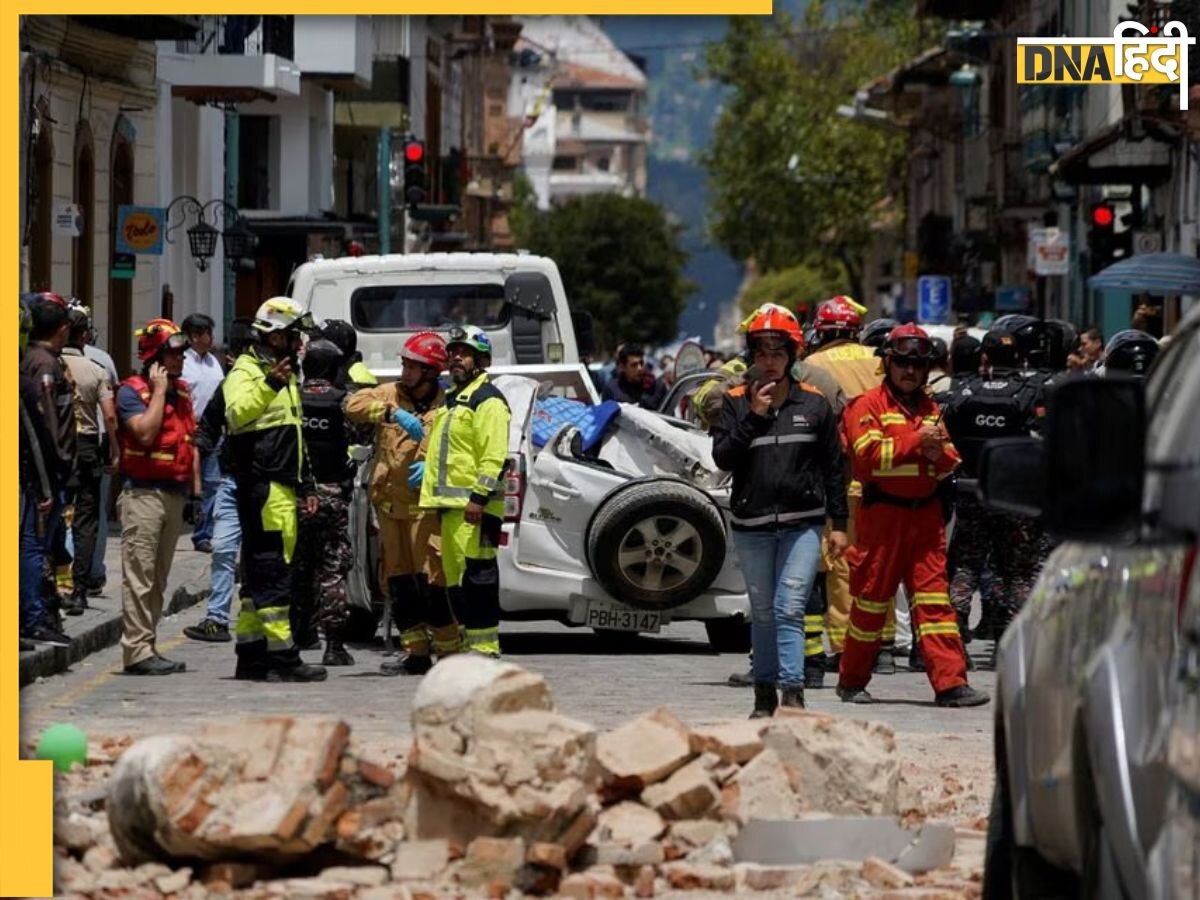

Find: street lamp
949;64;982;137
186;221;220;272
222;218;257;263
165;194;255;272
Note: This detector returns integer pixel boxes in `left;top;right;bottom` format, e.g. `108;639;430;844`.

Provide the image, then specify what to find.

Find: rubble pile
52;657;986;898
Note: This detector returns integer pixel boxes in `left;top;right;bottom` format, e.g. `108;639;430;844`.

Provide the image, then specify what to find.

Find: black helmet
302;338;344;381
316;319;357;357
860;317;898;348
930;336;948;368
1104;329;1159;377
1043;319;1078;369
982;314;1045;368
949;334;982;374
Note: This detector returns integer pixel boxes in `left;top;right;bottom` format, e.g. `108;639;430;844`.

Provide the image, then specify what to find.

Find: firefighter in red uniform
837;324;988;707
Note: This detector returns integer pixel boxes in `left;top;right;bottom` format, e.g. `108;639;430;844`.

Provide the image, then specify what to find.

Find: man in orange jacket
837;324;988;707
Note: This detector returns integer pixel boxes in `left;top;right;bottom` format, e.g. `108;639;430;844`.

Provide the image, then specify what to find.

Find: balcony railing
176;15;294;61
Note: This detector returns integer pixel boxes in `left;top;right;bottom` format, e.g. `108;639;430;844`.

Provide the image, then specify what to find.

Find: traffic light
402;137;427;209
1087;201;1133;275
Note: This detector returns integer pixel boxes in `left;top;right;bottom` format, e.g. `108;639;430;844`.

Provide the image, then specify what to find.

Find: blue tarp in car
531;397;621;451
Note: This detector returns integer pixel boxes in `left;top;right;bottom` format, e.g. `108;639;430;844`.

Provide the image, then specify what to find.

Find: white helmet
253;297;314;334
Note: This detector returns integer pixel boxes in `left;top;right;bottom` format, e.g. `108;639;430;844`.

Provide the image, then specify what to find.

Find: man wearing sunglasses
222;297;326;683
837;324;987;708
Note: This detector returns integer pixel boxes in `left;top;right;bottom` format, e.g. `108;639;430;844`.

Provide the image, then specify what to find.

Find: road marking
27;635;189;717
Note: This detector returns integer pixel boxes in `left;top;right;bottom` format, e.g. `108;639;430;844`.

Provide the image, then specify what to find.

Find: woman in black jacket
712;304;849;717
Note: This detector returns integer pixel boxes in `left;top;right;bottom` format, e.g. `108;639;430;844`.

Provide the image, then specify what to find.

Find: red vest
118;375;196;484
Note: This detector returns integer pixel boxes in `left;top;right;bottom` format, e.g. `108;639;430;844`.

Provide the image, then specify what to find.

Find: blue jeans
192;453;222;545
732;526;822;688
20;490;62;631
205;475;241;626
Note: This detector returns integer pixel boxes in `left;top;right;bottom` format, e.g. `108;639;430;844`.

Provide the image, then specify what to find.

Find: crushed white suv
346;364;752;652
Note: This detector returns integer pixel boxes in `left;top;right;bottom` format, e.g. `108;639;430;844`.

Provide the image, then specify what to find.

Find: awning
1050;121;1176;186
1088;252;1200;295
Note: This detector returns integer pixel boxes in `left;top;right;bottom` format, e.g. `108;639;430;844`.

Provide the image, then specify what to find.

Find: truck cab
287;252;581;373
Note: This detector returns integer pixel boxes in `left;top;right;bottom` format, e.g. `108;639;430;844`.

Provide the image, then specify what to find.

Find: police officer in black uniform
859;317;898;350
1101;329;1160;378
294;339;358;666
940;315;1047;651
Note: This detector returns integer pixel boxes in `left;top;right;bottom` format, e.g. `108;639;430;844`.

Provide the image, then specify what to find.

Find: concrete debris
61;660;986;897
406;654;597;848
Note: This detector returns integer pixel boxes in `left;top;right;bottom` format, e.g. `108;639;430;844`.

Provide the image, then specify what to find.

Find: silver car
981;303;1200;899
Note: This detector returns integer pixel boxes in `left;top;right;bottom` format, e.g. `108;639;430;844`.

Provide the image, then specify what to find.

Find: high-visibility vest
223;351;305;484
117;375;196;483
420;371;510;514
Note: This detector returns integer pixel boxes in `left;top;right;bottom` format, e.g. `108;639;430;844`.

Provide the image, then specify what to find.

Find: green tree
738;260;847;318
522;194;693;351
701;2;925;298
507;172;539;248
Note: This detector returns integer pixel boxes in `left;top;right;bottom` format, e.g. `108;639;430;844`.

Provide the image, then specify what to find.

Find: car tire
985;720;1080;899
704;617;751;653
587;480;726;611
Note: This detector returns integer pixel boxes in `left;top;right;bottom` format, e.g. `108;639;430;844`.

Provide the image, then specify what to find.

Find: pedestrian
838;323;988;707
115;319;199;675
803;296;891;674
18;294;72;647
602;344;664;410
420;325;511;658
316;319;378;390
1068;325;1104;372
61;302;120;616
291;340;358;666
181;313;224;553
941;315;1046;654
711;303;849;717
345;331;460;675
222;298;326;682
183;318;257;644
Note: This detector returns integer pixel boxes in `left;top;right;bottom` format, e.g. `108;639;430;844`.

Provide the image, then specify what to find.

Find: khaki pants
119;487;185;667
378;512;444;586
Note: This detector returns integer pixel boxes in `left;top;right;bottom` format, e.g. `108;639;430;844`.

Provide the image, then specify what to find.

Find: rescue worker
838;324;987;707
223;297;326;682
712;304;849;717
1101;329;1160;378
345;331;460;674
941;315;1047;647
116;319;200;674
859;317;898;350
293;339;357;666
61;302;120;615
803;296;890;674
420;325;511;658
317;319;378;390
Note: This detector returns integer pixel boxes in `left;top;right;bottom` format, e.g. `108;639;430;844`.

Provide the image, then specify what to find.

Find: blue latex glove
407;461;425;490
392;408;424;441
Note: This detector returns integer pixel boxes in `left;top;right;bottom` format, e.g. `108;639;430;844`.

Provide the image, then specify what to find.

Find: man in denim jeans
712;304;849;717
184;319;256;643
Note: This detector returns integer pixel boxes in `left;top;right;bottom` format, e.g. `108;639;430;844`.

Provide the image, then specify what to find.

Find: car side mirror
980;376;1145;542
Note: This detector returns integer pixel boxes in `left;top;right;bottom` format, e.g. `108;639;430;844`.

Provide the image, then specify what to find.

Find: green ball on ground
36;723;88;772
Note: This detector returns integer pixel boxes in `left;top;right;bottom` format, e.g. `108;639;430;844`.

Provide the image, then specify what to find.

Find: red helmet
744;303;804;352
399;331;448;370
814;296;863;332
135;318;187;362
882;323;935;360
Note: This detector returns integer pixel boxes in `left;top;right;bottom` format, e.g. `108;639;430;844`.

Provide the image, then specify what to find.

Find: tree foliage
701;1;925;298
738;260;847;318
521;193;693;352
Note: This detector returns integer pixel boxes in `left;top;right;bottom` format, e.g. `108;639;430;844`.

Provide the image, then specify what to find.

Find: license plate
585;601;661;633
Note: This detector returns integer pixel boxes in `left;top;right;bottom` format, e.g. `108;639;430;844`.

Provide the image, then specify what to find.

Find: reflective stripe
911;592;952;608
917;622;961;638
805;638;824;654
847;622;881;642
749;433;818;447
854;598;890;615
400;626;431;655
465;627;500;656
368;400;386;421
732;507;826;528
922;415;940;425
476;473;498;490
257;606;290;624
879;413;907;425
872;464;921;477
804;614;824;628
880;437;894;470
431;624;463;655
853;429;883;452
433;405;458;498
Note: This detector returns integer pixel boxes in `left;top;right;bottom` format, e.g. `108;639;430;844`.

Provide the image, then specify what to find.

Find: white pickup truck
346;364;752;652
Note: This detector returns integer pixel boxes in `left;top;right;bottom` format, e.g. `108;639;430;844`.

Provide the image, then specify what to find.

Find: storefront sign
115;205;164;256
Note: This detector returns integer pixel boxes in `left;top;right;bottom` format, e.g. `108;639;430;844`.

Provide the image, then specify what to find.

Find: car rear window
351;283;509;332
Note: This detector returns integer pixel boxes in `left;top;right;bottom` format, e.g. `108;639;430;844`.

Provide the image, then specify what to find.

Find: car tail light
503;455;525;522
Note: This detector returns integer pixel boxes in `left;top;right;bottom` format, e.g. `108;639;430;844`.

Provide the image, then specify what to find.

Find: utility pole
223;109;239;336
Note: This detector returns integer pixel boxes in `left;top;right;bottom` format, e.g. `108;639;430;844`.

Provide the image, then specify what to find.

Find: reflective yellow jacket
420;371;510;515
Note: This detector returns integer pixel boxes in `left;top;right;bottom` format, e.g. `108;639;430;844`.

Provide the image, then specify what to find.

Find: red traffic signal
1091;202;1115;228
404;141;425;164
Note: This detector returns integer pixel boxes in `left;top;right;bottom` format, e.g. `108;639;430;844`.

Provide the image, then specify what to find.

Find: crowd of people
18;292;510;684
18;286;1163;714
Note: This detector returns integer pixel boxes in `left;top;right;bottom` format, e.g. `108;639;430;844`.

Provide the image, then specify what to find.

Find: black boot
804;659;826;689
322;639;354;667
265;651;328;682
750;683;778;719
63;590;88;616
780;686;805;709
727;669;753;687
909;642;926;671
380;653;433;677
874;648;897;675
